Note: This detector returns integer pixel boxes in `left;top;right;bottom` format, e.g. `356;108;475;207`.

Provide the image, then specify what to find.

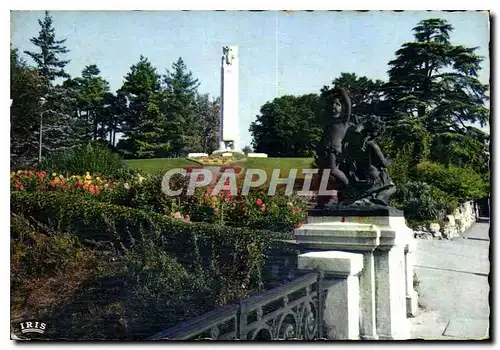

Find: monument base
295;205;415;340
211;148;245;157
247;152;268;158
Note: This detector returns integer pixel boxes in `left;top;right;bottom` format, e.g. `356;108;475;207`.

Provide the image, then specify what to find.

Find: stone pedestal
295;206;415;340
298;251;363;340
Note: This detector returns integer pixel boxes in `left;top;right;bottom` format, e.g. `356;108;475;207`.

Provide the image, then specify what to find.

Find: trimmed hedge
10;212;217;340
11;191;292;294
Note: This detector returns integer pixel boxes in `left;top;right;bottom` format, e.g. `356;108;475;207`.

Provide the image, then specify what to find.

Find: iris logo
19;321;47;335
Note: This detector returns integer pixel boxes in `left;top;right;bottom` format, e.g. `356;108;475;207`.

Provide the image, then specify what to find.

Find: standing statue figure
338;115;396;206
314;87;354;207
315;87;353;178
222;46;233;65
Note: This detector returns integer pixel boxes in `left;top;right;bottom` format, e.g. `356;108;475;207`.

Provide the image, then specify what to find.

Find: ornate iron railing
147;271;325;340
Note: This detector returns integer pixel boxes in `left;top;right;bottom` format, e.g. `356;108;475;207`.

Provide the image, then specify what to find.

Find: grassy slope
127;157;316;179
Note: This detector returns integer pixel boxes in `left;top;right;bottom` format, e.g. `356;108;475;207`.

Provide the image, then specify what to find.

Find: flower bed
11;169;307;233
10;170;145;196
191;156;233;166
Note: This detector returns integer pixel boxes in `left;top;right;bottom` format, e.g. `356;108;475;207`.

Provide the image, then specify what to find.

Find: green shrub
10;213;216;340
169;186;307;233
416;161;489;201
391;181;457;222
103;172;190;216
39;141;132;179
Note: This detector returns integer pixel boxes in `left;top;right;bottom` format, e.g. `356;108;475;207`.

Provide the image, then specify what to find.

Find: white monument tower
214;46;243;155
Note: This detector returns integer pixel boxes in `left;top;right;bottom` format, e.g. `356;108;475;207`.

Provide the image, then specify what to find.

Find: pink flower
256;198;263;206
184;215;190;222
261;204;266;213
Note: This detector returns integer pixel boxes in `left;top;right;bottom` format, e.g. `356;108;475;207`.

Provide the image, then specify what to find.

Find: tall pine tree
384;18;490;180
24;11;78;159
386;18;489;132
194;94;220;154
162;57;201;157
10;48;45;168
119;56;165;158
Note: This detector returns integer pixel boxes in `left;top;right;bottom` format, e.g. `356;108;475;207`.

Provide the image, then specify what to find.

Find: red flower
256;198;263;206
184;215;190;222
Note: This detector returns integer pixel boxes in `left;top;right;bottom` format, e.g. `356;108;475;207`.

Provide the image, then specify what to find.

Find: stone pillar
404;240;418;317
298;251;363;340
374;245;409;339
295;206;414;340
295;221;380;339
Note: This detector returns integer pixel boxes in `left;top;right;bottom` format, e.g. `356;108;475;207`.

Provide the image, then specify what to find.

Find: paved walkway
410;219;491;340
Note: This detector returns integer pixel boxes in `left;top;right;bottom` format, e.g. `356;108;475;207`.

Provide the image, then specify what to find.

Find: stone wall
413;200;477;240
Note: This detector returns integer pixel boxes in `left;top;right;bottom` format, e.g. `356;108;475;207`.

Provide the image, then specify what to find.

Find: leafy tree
250;94;322;157
102;91;127;147
386;18;489;133
322;72;388;118
162;57;201;157
65;65;111;141
430;129;489;175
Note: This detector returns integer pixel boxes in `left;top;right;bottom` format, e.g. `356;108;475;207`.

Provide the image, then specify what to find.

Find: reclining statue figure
337;115;396;206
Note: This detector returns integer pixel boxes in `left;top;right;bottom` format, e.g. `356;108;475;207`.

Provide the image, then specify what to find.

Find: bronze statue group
314;87;396;209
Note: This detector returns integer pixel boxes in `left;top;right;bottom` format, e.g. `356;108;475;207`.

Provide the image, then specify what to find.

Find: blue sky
10;10;490;148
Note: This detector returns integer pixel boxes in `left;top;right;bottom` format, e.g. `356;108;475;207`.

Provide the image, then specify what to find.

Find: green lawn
232;157;315;179
127;158;201;174
127;157;316;178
